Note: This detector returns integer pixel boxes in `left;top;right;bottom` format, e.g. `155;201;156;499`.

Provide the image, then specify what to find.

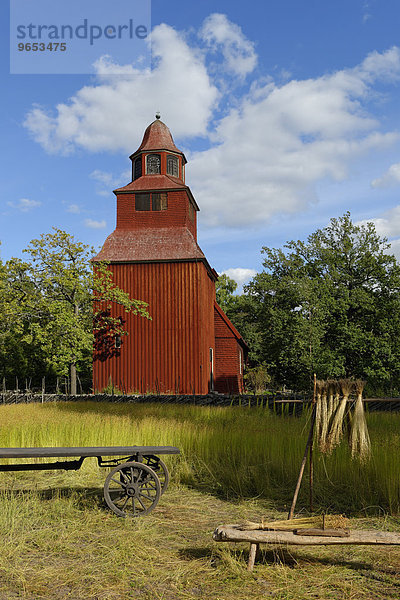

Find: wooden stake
309;373;317;512
288;374;317;520
247;543;259;571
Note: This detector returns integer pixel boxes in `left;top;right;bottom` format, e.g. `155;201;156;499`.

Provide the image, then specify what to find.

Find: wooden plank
293;528;350;537
213;525;400;546
0;446;180;459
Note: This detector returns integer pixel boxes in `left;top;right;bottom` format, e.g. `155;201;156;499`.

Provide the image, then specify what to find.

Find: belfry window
135;193;151;211
167;155;179;177
152;193;168;211
146;154;161;174
135;192;167;212
133;157;142;180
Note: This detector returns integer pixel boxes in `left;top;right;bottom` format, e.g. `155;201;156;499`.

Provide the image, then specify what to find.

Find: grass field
0;401;399;513
0;401;399;599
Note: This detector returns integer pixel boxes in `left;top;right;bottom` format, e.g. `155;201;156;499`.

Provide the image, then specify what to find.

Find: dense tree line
217;213;400;395
0;229;148;393
2;214;400;396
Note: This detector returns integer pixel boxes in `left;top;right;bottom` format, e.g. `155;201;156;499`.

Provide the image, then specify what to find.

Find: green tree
239;213;400;392
0;256;49;385
4;229;149;394
215;273;238;312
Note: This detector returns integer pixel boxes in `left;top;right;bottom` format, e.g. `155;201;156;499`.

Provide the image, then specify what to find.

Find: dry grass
0;401;399;513
0;474;399;599
0;401;399;598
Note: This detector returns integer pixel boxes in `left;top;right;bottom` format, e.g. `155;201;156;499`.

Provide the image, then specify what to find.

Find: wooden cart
0;445;180;517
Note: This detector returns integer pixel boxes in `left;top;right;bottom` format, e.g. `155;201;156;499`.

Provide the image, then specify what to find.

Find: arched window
167;155;179;177
133;157;142;180
146;154;161;174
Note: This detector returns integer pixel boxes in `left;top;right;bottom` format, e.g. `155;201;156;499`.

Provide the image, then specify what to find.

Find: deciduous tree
233;213;400;393
1;229;149;394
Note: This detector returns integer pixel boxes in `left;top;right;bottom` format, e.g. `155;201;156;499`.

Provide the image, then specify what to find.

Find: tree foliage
1;229;149;392
226;213;400;393
215;273;237;313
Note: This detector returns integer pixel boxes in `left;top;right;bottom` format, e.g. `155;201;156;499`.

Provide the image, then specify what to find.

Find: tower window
115;335;122;349
152;193;168;211
135;193;151;211
188;201;195;223
167;155;179;177
146;154;161;174
135;192;168;211
133;157;142;180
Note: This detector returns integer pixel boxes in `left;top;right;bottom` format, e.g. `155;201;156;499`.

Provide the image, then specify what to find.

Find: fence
1;390;400;414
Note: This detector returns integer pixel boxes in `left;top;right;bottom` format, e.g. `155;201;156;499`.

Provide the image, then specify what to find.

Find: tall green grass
0;401;399;514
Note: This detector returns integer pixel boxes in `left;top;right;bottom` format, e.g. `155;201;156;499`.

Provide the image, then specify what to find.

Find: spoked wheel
104;461;161;518
142;455;170;494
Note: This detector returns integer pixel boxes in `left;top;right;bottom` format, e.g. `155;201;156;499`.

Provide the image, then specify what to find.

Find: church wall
214;308;244;394
93;260;215;394
116;190;197;239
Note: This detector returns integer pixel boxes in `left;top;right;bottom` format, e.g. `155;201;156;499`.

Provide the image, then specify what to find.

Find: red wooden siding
93;261;215;394
93;118;247;396
214;304;245;394
116;189;196;239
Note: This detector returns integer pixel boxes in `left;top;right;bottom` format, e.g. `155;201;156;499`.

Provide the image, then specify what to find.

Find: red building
93;116;247;395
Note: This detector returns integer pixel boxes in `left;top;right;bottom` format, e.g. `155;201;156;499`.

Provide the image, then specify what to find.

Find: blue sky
1;0;400;289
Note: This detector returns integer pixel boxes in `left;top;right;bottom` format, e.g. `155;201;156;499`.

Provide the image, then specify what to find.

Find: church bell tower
93;115;247;395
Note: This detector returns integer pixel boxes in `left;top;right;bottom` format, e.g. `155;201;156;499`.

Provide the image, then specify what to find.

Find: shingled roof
130;119;186;163
93;227;206;263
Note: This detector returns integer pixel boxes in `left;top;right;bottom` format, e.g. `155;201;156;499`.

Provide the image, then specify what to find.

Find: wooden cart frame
0;445;180;517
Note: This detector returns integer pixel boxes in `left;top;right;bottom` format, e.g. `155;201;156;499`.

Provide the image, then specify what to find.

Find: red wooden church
93;116;247;395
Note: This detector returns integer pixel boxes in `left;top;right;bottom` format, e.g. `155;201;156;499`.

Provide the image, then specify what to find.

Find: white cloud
200;13;257;78
67;203;81;214
357;206;400;260
358;205;400;238
371;163;400;188
386;238;400;259
21;14;400;230
7;198;41;212
362;1;373;23
188;47;400;226
90;168;130;196
84;218;107;229
23;24;219;155
221;267;257;288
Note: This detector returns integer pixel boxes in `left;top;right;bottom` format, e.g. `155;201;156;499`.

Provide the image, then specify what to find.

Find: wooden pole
288;374;317;520
247;543;259;571
309;373;317;513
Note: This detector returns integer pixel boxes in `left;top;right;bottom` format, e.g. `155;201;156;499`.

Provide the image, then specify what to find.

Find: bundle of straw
315;379;323;447
349;379;371;461
332;379;341;414
237;514;349;531
326;378;353;452
319;381;329;452
326;380;335;423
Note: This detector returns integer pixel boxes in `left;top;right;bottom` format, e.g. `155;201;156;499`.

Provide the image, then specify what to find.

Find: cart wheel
142;455;170;494
104;461;161;518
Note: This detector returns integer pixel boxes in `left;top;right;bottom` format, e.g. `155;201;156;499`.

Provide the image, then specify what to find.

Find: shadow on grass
0;485;106;510
181;545;400;577
305;552;400;578
179;547;214;561
42;399;205;424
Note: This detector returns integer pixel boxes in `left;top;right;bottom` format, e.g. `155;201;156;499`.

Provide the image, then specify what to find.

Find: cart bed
0;446;180;459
